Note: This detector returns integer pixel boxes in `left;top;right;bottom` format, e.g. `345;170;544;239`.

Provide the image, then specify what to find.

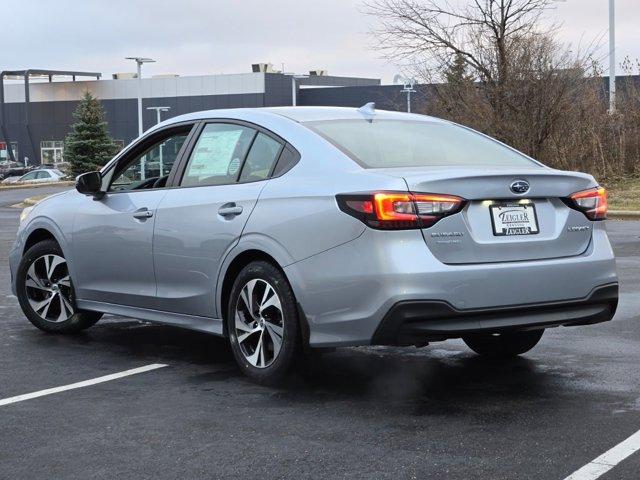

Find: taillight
336;192;466;229
566;187;608;220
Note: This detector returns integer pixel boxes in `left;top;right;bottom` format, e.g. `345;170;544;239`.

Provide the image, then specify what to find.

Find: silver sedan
9;106;618;382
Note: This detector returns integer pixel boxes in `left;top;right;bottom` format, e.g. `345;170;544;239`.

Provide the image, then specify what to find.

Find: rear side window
181;123;255;187
239;133;282;183
272;145;300;177
304;119;537;168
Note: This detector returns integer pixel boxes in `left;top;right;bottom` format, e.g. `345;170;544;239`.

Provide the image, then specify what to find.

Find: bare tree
365;0;555;84
365;1;640;179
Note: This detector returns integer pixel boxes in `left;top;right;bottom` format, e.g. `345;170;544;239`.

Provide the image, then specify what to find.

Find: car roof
153;106;445;130
261;106;445;123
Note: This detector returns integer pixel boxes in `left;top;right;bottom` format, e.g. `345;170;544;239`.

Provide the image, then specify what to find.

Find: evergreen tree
444;53;473;85
64;92;117;177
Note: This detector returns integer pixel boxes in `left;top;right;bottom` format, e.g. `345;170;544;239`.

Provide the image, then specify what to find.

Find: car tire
16;239;102;333
463;330;544;358
227;260;301;383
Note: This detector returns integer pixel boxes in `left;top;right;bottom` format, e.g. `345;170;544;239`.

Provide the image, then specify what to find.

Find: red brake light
568;187;607;220
337;192;466;229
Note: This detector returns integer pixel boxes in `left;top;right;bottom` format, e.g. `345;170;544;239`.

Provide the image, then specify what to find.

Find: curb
609;210;640;220
0;181;74;191
23;197;44;207
11;193;61;209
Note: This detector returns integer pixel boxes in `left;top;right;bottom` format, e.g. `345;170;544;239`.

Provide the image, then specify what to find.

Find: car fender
18;194;78;281
214;232;297;316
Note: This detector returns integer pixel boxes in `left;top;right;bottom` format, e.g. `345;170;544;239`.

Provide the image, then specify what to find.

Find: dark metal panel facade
298;84;437;111
1;93;265;165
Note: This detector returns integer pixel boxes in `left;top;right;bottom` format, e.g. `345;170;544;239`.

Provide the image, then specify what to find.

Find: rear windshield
304;119;538;168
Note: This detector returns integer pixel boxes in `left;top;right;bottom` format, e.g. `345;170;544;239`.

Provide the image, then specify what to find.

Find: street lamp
146;106;171;175
393;74;417;113
146;106;171;125
554;0;615;113
125;57;155;136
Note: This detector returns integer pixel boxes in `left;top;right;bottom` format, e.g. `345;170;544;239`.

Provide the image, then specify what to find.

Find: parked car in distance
0;161;33;181
10;106;619;382
1;168;65;184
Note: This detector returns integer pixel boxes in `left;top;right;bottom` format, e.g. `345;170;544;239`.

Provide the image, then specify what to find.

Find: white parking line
0;363;168;407
563;429;640;480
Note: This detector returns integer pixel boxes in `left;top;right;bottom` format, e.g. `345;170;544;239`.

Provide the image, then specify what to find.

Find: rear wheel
227;261;301;383
463;330;544;358
16;239;102;333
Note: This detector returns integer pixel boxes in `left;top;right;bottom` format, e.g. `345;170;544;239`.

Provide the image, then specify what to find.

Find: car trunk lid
373;166;597;264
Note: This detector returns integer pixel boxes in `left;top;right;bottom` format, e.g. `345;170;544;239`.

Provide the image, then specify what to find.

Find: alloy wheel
24;254;74;323
234;278;284;368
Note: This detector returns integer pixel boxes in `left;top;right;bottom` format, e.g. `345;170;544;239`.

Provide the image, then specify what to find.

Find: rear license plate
490;203;539;236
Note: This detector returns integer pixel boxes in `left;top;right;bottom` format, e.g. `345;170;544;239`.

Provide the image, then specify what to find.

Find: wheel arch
20;219;76;281
23;228;59;254
218;249;283;336
217;247;311;349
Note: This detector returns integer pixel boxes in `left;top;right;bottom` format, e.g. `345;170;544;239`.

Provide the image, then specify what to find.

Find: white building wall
3;73;266;103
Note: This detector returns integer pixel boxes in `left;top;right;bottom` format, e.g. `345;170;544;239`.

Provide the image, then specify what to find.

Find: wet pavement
1;187;639;479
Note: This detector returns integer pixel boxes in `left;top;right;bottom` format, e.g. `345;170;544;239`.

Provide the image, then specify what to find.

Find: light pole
146;106;170;175
146;106;170;125
393;74;417;113
125;57;155;136
608;0;616;113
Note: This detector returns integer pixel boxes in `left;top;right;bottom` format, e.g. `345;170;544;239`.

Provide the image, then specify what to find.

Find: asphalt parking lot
1;186;639;480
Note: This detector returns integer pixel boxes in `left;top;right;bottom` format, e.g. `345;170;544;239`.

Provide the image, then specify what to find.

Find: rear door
153;121;285;317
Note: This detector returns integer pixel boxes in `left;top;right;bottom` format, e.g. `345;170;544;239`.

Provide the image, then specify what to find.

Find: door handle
218;204;243;217
133;209;154;219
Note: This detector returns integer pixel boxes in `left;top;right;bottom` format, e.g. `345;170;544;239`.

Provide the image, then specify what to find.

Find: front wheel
227;261;301;383
463;330;544;358
16;239;102;333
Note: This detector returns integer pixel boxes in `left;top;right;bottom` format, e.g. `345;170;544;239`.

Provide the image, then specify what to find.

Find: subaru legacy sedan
10;106;618;381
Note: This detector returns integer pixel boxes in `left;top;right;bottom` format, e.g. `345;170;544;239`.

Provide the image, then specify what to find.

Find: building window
41;141;64;165
0;142;18;163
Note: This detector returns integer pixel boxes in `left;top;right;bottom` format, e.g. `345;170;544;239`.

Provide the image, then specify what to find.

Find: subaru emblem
510;180;530;195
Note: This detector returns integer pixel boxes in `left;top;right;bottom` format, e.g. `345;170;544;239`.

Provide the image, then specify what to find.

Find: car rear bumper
285;222;618;347
371;283;618;346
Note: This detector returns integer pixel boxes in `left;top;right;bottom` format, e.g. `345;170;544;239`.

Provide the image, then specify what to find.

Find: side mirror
76;171;104;198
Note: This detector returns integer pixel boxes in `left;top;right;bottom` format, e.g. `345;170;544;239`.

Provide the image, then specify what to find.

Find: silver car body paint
9;107;618;346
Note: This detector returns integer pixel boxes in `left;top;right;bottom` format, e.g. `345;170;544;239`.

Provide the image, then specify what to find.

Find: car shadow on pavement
43;317;567;417
278;348;550;416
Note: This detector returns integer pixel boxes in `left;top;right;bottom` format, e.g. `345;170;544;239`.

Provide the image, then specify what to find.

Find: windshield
304;119;538;169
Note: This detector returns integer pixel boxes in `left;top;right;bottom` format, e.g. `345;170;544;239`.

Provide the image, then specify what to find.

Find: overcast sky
3;0;639;83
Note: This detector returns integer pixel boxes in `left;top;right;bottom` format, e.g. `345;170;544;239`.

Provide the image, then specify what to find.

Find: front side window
304;120;538;168
35;171;52;179
181;123;255;187
109;131;188;191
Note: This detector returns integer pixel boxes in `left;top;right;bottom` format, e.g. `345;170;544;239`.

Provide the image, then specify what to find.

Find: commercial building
0;67;384;166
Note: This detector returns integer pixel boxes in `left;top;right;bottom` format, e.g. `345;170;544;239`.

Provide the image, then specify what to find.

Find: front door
72;127;192;308
153;123;284;317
